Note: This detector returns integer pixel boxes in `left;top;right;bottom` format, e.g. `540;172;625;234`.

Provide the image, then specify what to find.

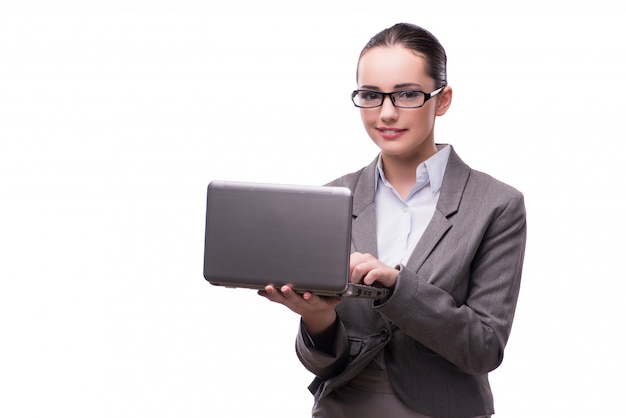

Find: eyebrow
359;83;423;91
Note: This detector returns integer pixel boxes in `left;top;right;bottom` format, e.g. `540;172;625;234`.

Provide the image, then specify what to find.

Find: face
356;45;451;163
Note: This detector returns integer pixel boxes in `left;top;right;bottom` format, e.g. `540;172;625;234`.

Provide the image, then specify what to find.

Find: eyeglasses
351;86;445;109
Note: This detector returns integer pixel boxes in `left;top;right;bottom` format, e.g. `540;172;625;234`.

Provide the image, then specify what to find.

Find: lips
377;127;406;139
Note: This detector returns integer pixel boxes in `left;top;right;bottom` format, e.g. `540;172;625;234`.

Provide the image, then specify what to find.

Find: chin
377;142;412;155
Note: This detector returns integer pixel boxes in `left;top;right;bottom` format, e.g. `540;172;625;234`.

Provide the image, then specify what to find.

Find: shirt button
402;207;409;213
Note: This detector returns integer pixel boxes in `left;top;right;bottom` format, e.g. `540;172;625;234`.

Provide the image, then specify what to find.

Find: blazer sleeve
295;318;350;380
375;180;527;376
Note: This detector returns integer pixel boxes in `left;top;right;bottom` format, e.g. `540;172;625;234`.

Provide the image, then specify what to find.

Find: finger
350;256;377;284
278;285;302;302
301;291;332;306
280;286;322;310
363;265;399;287
302;291;317;302
362;268;379;286
349;252;366;275
263;284;297;302
258;285;282;301
350;262;368;284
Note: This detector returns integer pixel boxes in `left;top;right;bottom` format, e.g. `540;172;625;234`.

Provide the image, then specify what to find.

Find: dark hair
359;23;447;88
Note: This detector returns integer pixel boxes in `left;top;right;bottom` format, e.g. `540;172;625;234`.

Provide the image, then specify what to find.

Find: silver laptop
203;180;388;299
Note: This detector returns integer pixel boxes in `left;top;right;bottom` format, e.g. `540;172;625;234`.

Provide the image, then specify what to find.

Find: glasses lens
392;91;425;108
353;91;383;108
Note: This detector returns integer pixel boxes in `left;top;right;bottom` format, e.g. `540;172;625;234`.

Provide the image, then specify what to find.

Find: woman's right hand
258;285;342;336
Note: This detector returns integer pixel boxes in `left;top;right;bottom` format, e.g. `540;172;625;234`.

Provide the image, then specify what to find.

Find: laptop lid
203;180;388;299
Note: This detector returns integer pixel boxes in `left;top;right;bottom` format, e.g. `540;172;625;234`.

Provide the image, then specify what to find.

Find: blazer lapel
350;159;378;257
405;146;471;274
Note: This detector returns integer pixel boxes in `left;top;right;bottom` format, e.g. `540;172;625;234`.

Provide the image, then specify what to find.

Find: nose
379;94;398;122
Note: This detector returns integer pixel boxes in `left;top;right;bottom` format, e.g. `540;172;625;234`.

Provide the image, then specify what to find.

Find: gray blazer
296;146;526;418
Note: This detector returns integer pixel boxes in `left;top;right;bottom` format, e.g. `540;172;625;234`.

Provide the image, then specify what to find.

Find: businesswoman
260;23;526;418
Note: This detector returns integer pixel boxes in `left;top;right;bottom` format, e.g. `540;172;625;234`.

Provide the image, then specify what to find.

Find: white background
1;1;625;417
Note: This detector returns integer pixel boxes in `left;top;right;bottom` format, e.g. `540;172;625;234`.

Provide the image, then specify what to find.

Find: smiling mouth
378;128;406;138
378;127;405;133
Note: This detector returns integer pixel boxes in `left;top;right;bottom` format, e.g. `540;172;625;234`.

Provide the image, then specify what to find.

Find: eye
358;91;382;102
396;90;423;102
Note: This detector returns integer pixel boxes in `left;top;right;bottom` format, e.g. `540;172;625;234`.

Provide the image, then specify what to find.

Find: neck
380;144;438;199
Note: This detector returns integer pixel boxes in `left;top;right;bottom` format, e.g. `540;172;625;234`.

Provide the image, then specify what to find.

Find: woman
259;23;526;418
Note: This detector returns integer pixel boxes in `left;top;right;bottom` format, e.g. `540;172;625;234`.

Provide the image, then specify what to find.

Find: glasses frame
351;86;445;109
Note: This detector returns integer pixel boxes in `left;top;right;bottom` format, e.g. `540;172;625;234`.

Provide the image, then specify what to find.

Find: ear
435;86;453;116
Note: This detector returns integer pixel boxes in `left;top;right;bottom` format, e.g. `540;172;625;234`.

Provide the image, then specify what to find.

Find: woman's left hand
349;252;400;289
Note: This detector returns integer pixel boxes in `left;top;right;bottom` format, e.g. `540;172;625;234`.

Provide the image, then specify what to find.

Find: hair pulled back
359;23;448;88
